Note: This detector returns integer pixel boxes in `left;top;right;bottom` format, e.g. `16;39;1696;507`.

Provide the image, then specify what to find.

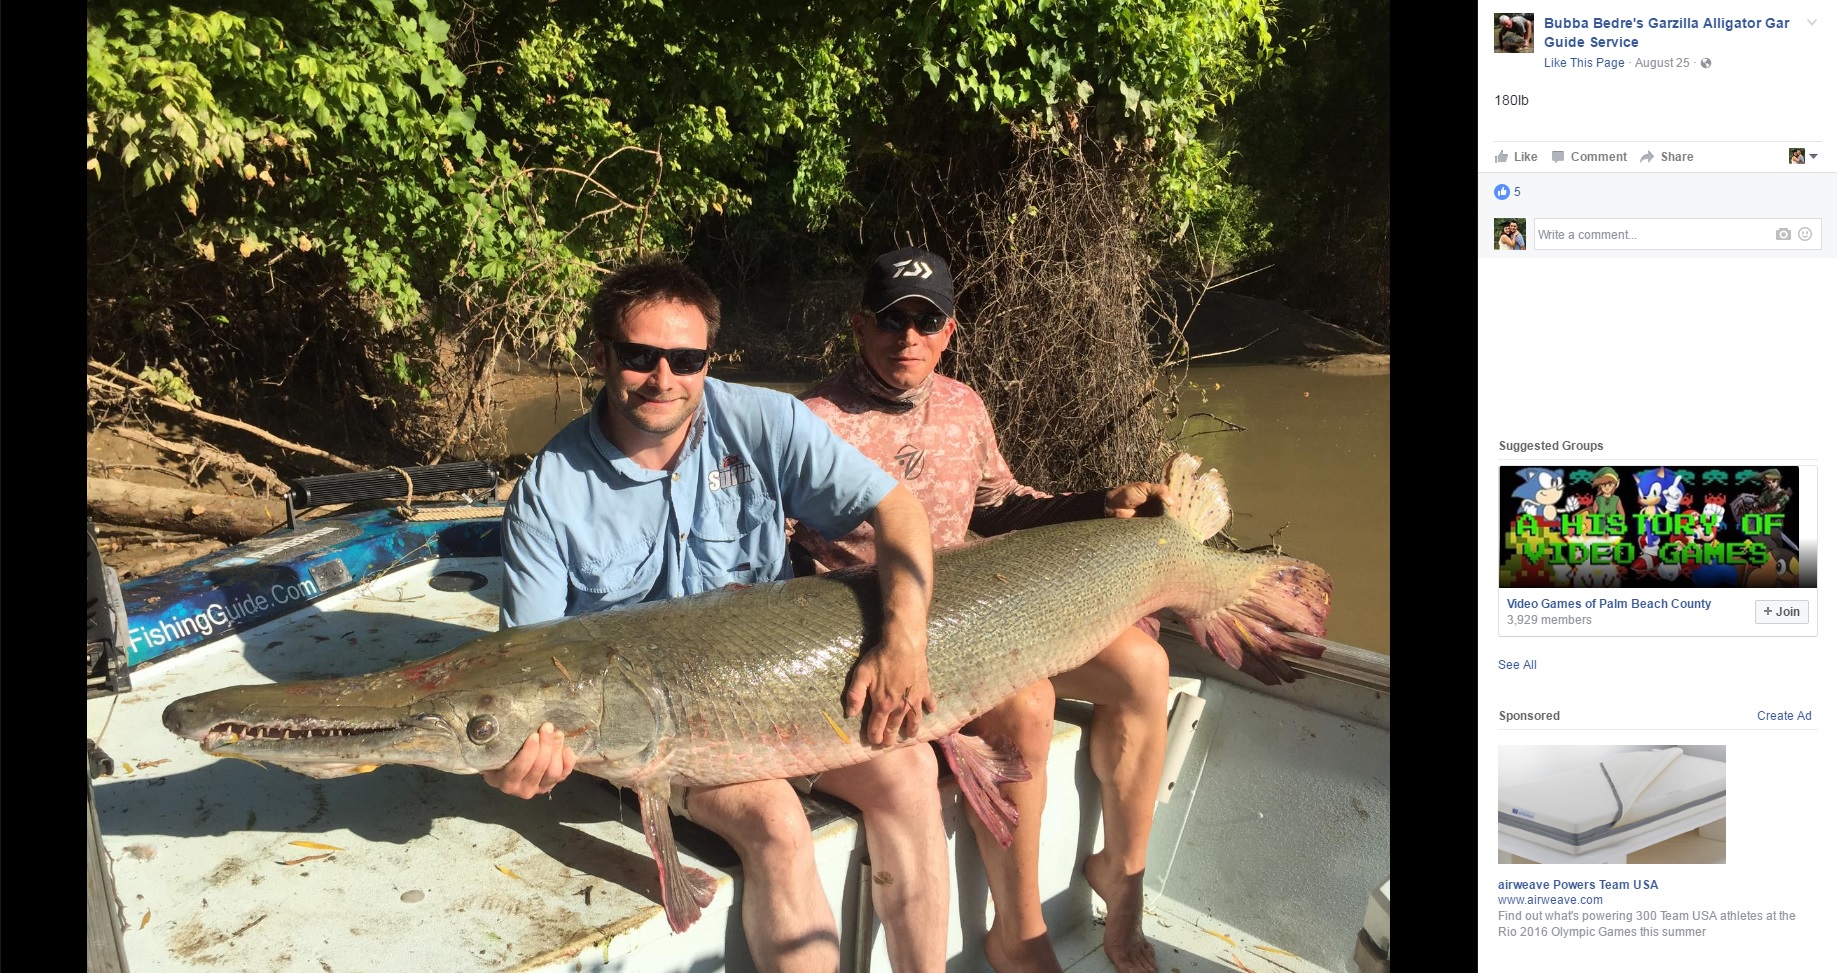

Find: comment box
1532;218;1820;250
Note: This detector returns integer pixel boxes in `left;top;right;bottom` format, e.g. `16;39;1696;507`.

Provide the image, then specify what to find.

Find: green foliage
904;0;1277;136
464;2;886;238
87;0;1299;457
892;0;1280;241
137;365;200;406
88;1;520;332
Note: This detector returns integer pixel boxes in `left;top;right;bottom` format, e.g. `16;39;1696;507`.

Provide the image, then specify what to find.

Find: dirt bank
1177;292;1388;365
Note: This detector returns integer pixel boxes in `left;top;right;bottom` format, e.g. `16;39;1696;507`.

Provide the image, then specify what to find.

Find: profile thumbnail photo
1494;13;1535;53
1498;465;1808;588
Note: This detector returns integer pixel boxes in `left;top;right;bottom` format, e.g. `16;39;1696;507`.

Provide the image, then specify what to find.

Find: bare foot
984;914;1063;973
1085;854;1156;973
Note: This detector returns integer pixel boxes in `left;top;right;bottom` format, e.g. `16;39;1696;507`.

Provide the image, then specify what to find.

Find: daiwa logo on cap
865;246;955;315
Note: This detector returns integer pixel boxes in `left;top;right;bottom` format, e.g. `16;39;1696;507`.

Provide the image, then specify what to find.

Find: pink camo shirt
793;369;1050;568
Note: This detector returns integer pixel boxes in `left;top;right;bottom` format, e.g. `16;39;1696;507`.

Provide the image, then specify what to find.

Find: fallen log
110;540;231;580
108;426;288;496
87;478;288;543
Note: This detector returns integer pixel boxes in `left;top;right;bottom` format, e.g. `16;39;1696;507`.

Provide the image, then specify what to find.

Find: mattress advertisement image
1499;466;1808;589
1498;746;1727;865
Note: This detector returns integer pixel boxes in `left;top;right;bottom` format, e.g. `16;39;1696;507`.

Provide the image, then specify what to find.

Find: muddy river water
497;361;1389;655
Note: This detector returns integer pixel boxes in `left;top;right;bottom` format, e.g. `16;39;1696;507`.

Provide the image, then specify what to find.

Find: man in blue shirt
485;258;948;972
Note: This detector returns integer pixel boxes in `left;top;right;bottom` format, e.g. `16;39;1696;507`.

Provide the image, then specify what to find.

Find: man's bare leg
961;679;1061;973
817;744;950;973
687;779;839;973
1049;627;1168;973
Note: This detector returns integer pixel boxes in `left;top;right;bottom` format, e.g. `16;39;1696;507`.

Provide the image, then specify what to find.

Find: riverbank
1176;291;1388;368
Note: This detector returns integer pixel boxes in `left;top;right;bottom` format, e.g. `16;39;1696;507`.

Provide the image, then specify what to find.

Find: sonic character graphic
1513;468;1578;526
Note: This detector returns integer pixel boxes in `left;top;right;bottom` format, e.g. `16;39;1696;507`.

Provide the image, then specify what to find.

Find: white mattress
1498;748;1726;853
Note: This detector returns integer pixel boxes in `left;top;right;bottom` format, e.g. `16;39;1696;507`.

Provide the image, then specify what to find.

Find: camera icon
1776;228;1792;241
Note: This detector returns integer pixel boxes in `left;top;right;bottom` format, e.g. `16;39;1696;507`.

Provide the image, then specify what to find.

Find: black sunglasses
874;308;950;335
607;340;710;374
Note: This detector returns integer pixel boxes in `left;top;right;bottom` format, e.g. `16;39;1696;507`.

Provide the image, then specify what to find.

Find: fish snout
162;697;204;739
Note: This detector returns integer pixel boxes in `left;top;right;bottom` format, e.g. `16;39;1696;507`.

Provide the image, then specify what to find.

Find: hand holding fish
856;482;939;745
481;722;578;798
845;625;937;745
1104;481;1169;519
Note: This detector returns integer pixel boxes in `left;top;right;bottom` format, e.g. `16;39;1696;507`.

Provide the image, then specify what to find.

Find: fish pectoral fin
938;730;1031;848
636;781;716;930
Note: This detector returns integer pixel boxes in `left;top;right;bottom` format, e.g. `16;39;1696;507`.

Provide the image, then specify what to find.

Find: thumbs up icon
1495;150;1509;163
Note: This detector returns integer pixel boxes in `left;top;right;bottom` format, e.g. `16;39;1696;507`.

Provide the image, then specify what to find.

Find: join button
1755;600;1810;624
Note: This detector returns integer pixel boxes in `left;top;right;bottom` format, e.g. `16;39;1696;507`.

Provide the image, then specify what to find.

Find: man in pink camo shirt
792;247;1171;973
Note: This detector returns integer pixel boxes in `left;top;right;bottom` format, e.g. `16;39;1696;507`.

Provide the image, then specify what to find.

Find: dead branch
95;528;214;549
88;361;364;472
427;336;502;466
1172;413;1249;440
946;132;1170;491
87;477;289;542
108;426;289;495
634;135;665;257
1181;329;1280;362
108;540;232;580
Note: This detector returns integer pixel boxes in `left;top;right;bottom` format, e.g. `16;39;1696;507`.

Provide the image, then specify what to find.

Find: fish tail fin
938;730;1032;848
1163;453;1232;542
1182;559;1333;686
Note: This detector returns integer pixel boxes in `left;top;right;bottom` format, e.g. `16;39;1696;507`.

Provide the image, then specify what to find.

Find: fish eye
467;715;499;744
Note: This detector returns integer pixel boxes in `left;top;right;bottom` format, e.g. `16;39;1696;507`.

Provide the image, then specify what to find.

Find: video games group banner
1498;465;1809;588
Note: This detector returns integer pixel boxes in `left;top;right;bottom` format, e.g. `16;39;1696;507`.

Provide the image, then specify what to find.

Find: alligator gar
163;454;1331;932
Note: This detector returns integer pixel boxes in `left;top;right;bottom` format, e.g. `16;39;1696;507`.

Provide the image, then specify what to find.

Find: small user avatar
1496;219;1527;250
1495;12;1534;53
1789;147;1806;164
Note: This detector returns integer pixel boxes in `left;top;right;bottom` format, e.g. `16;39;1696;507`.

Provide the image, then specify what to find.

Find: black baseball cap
863;247;954;316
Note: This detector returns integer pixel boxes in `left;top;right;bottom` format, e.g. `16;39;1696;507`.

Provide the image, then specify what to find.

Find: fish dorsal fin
1163;453;1232;542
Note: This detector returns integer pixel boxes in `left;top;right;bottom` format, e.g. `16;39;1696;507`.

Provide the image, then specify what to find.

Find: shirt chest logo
708;454;755;492
894;444;925;479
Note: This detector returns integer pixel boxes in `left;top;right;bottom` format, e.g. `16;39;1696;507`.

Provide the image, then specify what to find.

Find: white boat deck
89;556;1383;973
